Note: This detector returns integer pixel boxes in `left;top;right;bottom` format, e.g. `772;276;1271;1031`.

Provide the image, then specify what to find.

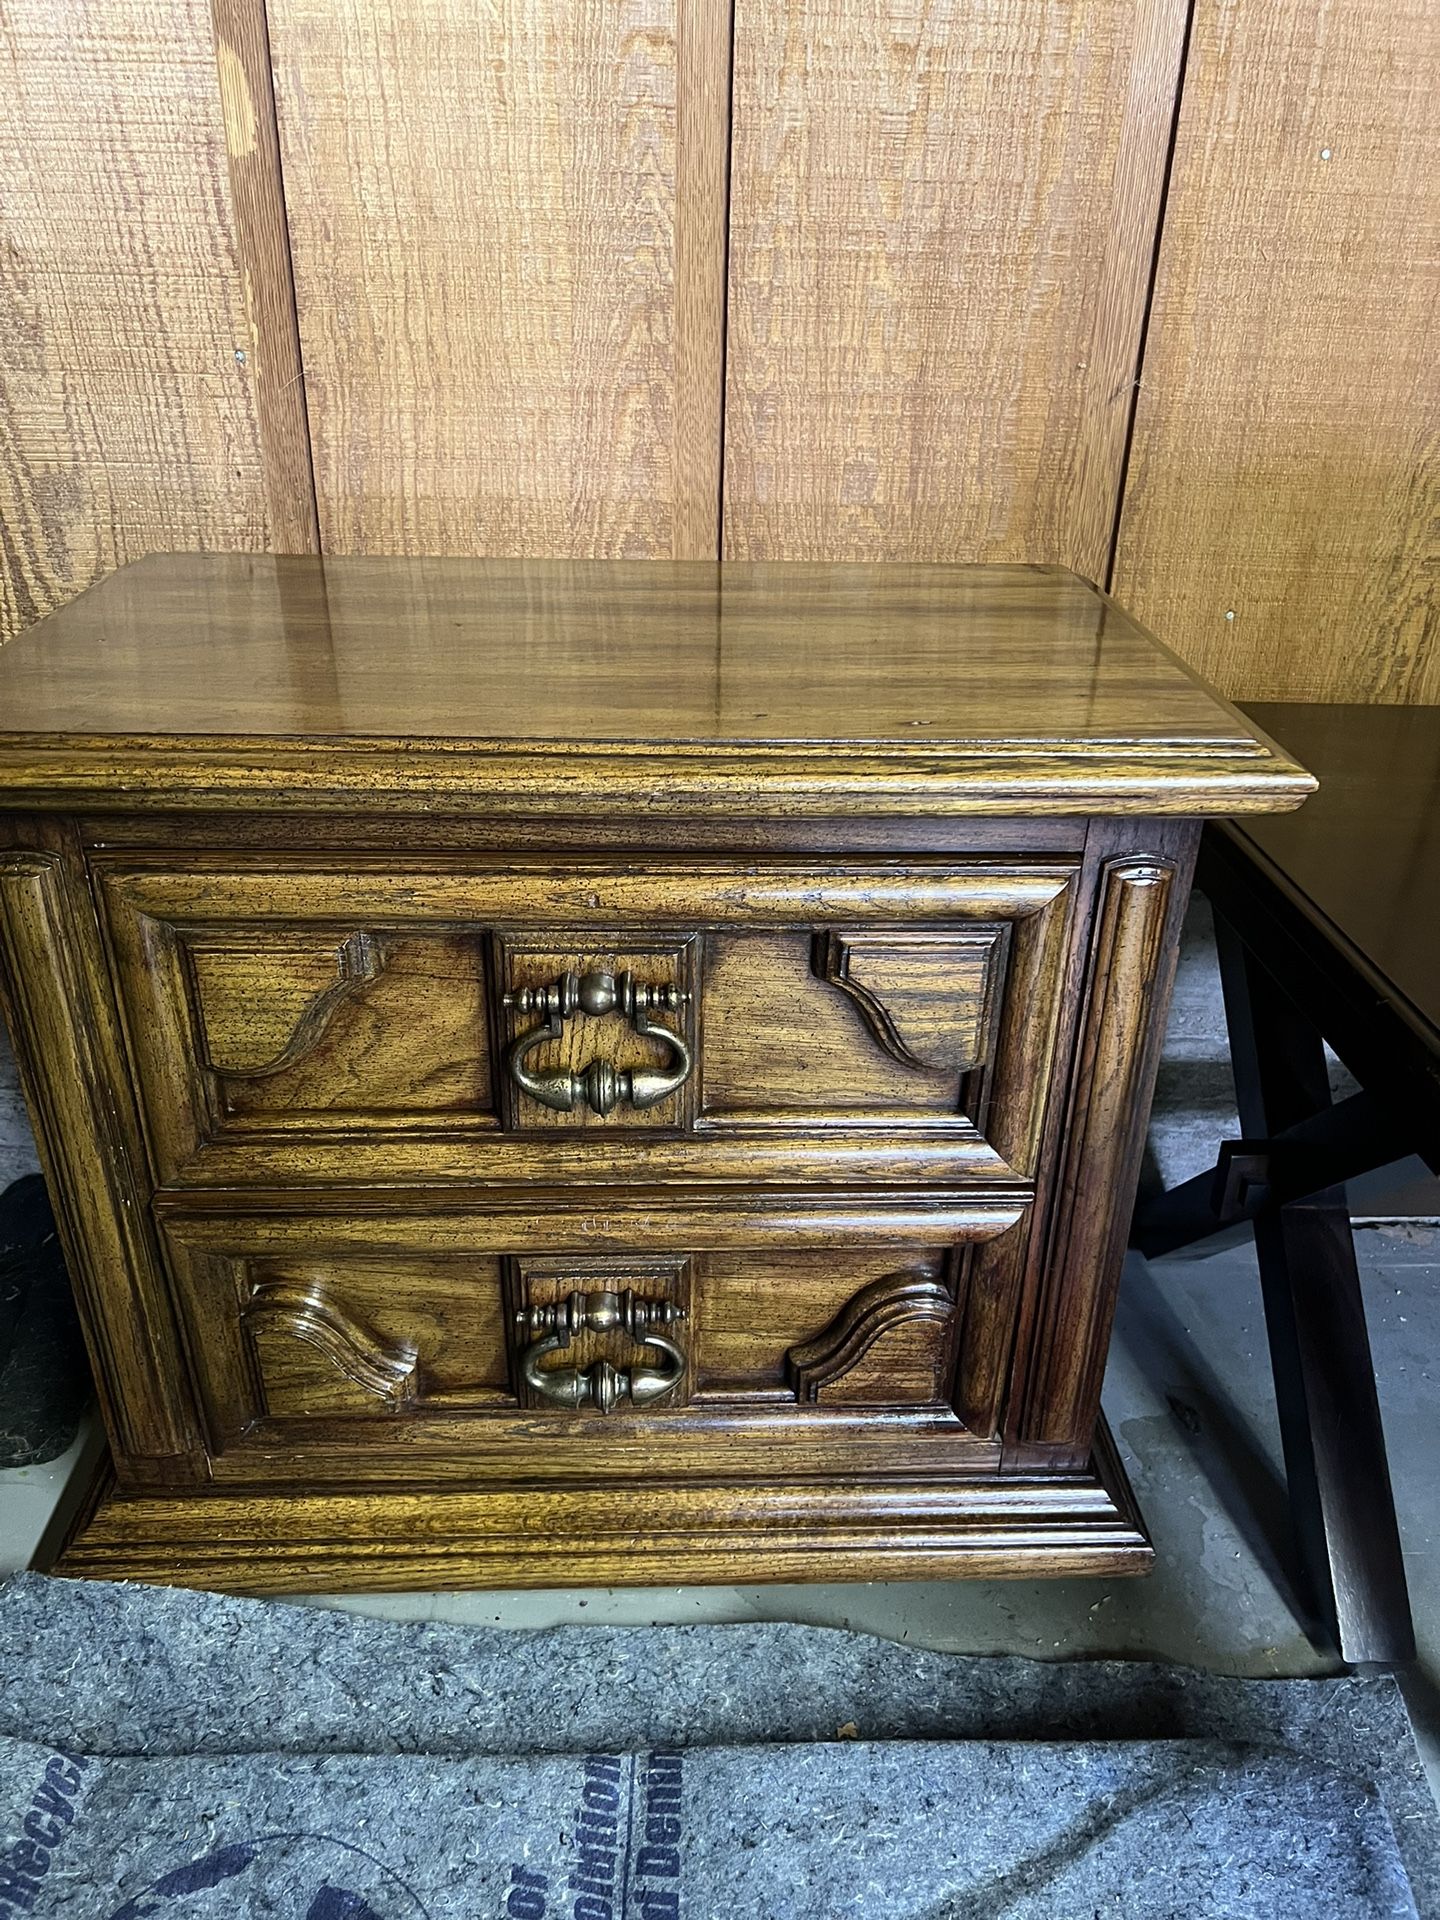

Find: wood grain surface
268;0;729;560
0;555;1287;746
1016;838;1191;1458
0;0;271;640
0;833;207;1482
209;0;319;552
672;0;732;559
5;0;1431;705
56;1413;1159;1589
95;848;1074;1186
722;0;1190;574
0;556;1315;816
1114;0;1440;702
58;1437;1152;1588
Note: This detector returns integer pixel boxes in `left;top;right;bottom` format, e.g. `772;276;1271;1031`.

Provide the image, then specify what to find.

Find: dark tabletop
1236;703;1440;1044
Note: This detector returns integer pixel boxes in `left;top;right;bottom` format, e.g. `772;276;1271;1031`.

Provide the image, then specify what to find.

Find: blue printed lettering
0;1746;90;1916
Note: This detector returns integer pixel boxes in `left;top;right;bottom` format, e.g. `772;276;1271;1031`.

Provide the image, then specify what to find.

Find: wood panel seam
1103;0;1200;592
210;0;320;551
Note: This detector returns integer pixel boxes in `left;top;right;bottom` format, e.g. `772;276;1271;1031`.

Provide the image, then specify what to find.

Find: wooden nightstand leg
1215;911;1415;1665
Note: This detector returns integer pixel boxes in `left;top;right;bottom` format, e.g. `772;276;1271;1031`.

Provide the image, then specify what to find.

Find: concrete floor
0;1413;103;1579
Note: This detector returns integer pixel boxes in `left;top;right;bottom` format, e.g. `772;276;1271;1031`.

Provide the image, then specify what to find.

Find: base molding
54;1418;1150;1594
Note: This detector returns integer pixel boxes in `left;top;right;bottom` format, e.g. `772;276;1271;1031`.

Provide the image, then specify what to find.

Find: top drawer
97;856;1079;1189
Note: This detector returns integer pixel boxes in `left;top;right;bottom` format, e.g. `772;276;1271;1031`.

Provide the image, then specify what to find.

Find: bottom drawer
155;1206;1022;1485
82;1204;1153;1592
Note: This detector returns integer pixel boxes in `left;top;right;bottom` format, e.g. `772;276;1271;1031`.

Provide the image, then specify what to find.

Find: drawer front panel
101;857;1078;1185
158;1207;1020;1483
181;928;492;1122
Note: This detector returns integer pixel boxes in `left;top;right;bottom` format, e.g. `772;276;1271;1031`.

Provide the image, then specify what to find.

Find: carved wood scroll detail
815;929;999;1074
785;1269;956;1406
245;1278;419;1410
197;929;386;1079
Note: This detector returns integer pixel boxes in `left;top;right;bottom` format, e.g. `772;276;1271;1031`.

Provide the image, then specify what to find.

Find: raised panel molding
1017;847;1188;1457
814;928;1001;1074
245;1277;419;1415
0;846;205;1478
785;1269;957;1407
0;556;1290;1592
192;929;387;1078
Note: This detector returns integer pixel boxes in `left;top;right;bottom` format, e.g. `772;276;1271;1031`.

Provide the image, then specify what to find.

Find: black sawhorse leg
1213;909;1414;1664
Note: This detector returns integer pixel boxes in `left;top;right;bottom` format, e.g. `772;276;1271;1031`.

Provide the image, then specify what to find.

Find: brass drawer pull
503;967;692;1116
516;1287;687;1414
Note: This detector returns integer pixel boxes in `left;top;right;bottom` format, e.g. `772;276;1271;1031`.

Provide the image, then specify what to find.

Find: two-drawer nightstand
0;557;1311;1591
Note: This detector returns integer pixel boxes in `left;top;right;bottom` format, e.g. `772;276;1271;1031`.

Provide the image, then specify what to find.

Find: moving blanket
0;1577;1433;1918
0;1733;1418;1919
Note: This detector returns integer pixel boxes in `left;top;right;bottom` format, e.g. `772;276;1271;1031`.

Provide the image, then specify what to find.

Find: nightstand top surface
0;555;1312;816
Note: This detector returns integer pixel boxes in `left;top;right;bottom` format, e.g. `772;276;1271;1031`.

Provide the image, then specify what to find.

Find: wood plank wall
1113;0;1440;702
722;0;1189;580
0;0;274;636
0;0;1434;701
266;0;728;561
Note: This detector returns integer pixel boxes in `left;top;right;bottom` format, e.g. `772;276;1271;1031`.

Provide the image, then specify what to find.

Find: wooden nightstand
0;557;1312;1592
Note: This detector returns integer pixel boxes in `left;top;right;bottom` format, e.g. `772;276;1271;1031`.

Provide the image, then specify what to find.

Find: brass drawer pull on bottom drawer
515;1287;687;1414
503;968;692;1116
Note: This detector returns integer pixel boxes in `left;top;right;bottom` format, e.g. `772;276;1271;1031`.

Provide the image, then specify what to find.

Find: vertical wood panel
672;0;732;560
0;0;272;640
1114;0;1440;703
271;0;729;560
1017;841;1188;1458
722;0;1189;572
0;838;206;1477
210;0;320;553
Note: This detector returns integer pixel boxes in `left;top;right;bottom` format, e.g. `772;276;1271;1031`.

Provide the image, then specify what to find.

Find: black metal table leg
1215;909;1415;1663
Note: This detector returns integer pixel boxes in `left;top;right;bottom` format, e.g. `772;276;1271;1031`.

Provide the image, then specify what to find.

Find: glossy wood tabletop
0;556;1313;816
1236;703;1440;1043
